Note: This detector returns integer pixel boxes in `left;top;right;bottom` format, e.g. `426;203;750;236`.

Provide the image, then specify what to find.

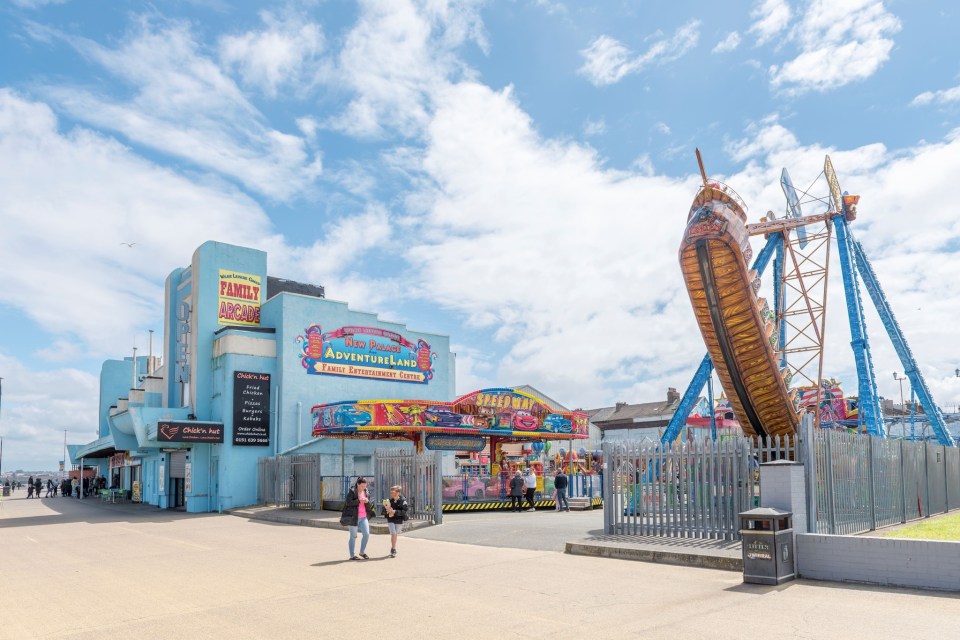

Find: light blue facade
73;241;455;512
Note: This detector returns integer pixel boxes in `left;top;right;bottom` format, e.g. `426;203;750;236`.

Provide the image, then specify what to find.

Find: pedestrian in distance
523;467;537;511
508;470;525;512
554;468;570;512
27;481;34;499
383;484;409;558
34;477;42;499
340;477;374;560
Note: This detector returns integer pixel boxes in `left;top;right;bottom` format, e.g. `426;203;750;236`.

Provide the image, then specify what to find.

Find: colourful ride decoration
311;387;588;441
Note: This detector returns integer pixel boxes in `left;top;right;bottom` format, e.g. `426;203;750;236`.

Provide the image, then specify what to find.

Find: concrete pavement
234;502;743;570
1;494;957;639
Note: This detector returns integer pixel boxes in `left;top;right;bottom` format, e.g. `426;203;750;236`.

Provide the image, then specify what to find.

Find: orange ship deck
679;185;798;439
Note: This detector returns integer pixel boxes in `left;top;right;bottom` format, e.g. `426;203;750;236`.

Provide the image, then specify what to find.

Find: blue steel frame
851;237;952;446
832;215;885;437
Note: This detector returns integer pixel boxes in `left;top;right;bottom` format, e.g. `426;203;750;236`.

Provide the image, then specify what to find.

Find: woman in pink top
342;477;373;560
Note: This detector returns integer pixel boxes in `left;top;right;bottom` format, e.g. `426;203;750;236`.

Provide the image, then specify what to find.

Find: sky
1;0;959;471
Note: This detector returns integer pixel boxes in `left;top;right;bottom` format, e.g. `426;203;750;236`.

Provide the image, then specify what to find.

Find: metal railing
257;454;321;509
374;449;443;524
602;435;797;540
806;426;960;535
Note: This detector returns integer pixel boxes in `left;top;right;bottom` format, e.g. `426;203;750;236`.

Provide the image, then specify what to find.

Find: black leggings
510;495;523;511
525;488;536;509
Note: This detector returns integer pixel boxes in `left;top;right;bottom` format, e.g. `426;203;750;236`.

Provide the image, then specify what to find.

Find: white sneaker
526;508;536;512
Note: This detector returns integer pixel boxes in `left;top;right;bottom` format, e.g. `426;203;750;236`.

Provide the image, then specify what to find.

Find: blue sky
1;0;959;470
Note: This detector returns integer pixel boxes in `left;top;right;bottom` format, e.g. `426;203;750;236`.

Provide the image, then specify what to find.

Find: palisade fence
603;435;797;540
373;448;443;525
257;454;322;509
806;426;960;535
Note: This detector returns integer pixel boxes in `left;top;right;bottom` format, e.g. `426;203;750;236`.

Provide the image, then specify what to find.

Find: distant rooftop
585;387;683;430
266;276;325;300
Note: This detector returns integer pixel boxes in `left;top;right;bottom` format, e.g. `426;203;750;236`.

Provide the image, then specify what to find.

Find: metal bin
740;507;795;585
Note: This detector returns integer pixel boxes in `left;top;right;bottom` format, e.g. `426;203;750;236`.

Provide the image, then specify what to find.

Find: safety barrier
807;427;960;535
374;449;443;524
603;434;797;540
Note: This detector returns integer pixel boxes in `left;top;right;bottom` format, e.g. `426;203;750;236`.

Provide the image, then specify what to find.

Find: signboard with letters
157;420;224;444
218;269;262;327
297;325;435;384
425;434;485;452
233;371;271;446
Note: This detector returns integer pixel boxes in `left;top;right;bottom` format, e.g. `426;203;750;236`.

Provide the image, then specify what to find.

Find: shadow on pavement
0;495;219;528
311;556;391;567
724;579;960;599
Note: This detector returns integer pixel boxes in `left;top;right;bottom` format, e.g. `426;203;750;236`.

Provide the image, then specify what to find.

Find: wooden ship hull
679;185;799;439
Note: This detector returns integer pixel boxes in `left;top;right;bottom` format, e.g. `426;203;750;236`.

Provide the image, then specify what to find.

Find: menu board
233;371;271;446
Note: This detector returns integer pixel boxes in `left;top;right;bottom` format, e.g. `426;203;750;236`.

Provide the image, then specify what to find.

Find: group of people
5;475;110;499
340;478;409;561
507;468;570;512
18;476;46;499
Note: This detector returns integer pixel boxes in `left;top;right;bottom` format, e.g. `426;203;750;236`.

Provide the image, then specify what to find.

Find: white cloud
653;122;672;135
397;82;960;412
583;118;606;136
0;89;283;357
749;0;791;46
0;352;99;471
402;82;704;406
769;0;901;95
327;0;487;138
218;10;328;98
713;31;742;54
911;85;960;107
579;20;701;87
31;17;322;200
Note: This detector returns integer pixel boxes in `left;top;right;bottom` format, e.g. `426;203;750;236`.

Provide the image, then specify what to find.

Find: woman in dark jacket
508;470;525;512
341;477;374;560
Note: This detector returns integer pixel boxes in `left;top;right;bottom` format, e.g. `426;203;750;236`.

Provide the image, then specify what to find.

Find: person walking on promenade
341;477;374;560
45;479;53;498
27;478;34;499
35;477;43;499
554;469;570;512
523;468;537;512
383;485;409;558
508;470;525;512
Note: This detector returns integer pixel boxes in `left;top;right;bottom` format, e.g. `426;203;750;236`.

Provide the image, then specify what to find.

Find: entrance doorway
168;450;187;510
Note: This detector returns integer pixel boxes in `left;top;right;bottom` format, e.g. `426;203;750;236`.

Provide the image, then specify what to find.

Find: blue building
71;241;454;512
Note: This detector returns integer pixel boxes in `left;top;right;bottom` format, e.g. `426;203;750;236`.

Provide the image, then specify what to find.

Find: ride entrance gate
374;448;443;525
257;454;321;509
603;435;796;540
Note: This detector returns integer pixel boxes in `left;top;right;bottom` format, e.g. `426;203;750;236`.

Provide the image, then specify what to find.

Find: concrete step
567;497;594;511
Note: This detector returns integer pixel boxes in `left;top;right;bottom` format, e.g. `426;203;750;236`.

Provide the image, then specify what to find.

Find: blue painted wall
82;241;455;512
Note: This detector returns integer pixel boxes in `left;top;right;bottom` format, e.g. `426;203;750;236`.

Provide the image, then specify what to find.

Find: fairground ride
664;150;954;447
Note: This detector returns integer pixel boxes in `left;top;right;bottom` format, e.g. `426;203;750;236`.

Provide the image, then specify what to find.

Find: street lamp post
893;372;909;439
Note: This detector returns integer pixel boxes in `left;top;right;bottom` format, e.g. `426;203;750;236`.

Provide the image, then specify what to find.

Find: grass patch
881;512;960;541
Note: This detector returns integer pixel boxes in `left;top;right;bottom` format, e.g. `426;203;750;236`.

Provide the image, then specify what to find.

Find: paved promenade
1;495;957;639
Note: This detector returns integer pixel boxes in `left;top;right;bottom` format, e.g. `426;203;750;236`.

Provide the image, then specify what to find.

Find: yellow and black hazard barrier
442;497;603;512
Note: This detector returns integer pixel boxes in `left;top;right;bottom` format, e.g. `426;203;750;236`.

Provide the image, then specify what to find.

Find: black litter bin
740;507;795;585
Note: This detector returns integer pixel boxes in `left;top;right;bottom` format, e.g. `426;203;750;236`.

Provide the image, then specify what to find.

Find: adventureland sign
218;270;261;327
298;325;435;384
